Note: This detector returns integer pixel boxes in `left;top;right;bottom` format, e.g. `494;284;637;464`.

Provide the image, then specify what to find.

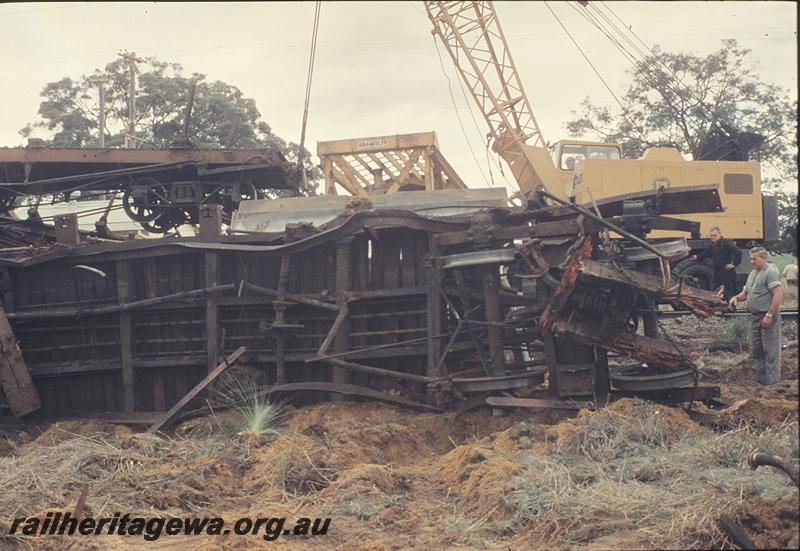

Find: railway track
658;308;798;320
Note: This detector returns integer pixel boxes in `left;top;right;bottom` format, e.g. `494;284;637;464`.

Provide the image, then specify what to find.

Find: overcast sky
1;1;797;195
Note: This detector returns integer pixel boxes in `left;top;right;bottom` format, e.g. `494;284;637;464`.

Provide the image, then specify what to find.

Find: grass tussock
506;399;798;549
207;370;283;448
341;494;403;521
723;316;752;350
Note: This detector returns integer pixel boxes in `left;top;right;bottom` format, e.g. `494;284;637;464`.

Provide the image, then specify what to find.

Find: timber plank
333;241;353;389
205;253;219;373
383;237;401;289
369;235;384;291
117;259;135;412
0;305;41;416
152;370;166;412
147;346;246;433
400;235;417;288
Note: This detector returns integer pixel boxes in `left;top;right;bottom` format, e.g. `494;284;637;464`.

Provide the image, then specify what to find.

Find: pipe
8;283;236;320
319;357;433;384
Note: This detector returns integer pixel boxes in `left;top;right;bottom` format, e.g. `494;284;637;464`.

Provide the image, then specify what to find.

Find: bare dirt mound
740;494;800;549
716;398;799;430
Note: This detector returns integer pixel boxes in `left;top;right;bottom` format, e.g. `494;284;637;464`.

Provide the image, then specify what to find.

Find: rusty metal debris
267;382;442;413
748;451;800;487
485;396;592;410
610;365;700;392
713;451;799;551
0;304;40;416
0;174;730;420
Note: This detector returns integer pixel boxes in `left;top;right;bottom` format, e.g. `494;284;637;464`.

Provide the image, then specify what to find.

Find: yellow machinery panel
569;148;763;240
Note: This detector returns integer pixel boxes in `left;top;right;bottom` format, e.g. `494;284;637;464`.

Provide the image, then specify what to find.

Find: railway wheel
122;177;171;223
141;208;189;234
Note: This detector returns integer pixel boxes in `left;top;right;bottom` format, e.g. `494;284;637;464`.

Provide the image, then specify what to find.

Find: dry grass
0;427;244;522
244;431;335;499
506;400;799;549
0;375;293;525
2;389;797;550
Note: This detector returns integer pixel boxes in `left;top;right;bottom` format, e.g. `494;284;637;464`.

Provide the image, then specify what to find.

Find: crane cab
548;140;623;195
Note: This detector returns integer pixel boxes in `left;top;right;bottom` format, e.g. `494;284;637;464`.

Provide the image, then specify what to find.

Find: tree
565;40;797;182
770;191;798;255
20;54;320;190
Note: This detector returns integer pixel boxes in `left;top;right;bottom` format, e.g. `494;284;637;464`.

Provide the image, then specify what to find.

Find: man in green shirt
729;247;783;385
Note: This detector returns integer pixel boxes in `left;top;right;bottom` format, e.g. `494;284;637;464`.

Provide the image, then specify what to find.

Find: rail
657;308;798;320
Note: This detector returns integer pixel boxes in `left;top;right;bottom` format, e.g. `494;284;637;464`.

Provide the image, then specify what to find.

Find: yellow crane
425;1;621;199
424;0;778;289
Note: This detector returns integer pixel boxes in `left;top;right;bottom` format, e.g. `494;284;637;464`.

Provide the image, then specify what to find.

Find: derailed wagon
0;183;727;421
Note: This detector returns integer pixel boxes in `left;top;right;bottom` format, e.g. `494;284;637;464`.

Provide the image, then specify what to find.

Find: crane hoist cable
545;1;656;147
568;2;707;141
298;0;321;192
600;0;709;107
569;1;712;141
432;35;492;188
598;0;727;139
543;3;627;117
585;2;701;108
445;34;518;191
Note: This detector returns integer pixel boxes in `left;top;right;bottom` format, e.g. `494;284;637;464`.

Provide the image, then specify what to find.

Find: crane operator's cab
548;140;623;196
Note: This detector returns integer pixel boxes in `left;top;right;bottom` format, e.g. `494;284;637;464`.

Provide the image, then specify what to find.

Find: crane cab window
559;144;621;170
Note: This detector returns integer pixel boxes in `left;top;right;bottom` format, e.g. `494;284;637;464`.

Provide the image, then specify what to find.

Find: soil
0;437;14;458
0;317;797;550
740;495;800;549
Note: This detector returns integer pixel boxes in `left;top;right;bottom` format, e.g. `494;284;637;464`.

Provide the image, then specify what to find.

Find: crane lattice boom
425;1;561;195
425;1;547;149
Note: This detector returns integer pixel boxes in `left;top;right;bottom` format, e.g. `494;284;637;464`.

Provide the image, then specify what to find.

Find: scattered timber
718;516;757;550
147;346;246;433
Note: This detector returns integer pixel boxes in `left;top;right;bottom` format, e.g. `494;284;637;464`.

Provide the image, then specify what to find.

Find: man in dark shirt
691;226;742;300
